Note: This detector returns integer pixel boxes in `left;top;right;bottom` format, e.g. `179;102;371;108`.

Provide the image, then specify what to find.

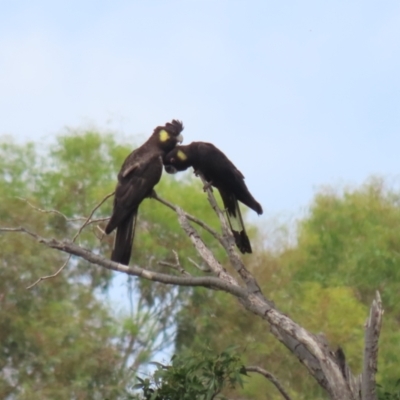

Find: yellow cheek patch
177;150;187;161
159;129;170;142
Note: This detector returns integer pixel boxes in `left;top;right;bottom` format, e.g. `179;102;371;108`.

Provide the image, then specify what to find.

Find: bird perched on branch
105;120;184;265
163;141;262;254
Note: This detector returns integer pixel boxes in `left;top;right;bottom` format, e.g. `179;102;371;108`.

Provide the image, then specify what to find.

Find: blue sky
2;1;400;217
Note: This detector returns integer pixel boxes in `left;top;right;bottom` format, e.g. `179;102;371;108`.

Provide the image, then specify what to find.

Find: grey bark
361;292;383;400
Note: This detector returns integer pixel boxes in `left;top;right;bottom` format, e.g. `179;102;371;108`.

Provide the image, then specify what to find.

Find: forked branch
24;191;114;288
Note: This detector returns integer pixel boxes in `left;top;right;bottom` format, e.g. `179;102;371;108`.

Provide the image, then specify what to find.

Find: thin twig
26;191;115;289
158;250;191;276
17;197;110;227
26;256;72;289
0;226;72;290
83;217;110;225
17;196;110;230
16;197;85;221
72;191;115;241
187;257;211;272
0;226;40;239
246;366;292;400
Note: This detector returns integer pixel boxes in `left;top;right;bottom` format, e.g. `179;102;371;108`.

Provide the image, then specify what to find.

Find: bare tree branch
176;207;241;289
0;226;41;239
16;197;110;226
3;225;248;298
158;250;191;276
197;174;266;298
26;255;72;289
153;192;223;243
22;191;115;288
72;191;114;241
245;366;292;400
17;197;85;221
1;192;384;400
361;291;383;400
187;257;211;272
0;226;74;290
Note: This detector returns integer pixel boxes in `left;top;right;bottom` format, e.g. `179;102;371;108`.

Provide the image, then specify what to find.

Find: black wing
196;142;262;215
105;153;162;264
106;154;162;234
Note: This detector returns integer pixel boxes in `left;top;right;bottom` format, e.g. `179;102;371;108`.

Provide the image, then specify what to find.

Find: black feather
106;120;184;265
164;141;262;254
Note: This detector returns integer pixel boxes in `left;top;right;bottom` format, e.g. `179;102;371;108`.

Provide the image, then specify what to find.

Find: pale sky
2;0;400;217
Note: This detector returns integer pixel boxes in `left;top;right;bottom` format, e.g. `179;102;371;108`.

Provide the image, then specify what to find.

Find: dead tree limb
361;291;384;400
196;175;358;398
158;250;192;276
153;192;223;243
2;225;362;399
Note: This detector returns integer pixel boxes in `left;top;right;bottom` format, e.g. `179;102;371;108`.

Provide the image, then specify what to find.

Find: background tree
0;134;124;399
174;179;400;399
1;129;396;399
0;130;219;399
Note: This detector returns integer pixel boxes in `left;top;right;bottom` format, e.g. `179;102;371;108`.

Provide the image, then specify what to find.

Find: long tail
226;201;252;254
219;189;252;254
110;209;137;265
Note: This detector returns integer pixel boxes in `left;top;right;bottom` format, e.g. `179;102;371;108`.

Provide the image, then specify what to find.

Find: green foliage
288;283;366;367
0;128;249;399
173;257;327;400
292;178;400;311
378;379;400;400
284;178;400;386
132;348;247;400
0;131;138;398
0;205;123;398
